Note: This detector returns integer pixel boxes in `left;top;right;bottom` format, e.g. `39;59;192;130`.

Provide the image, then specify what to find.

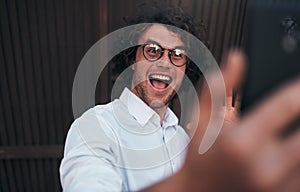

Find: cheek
132;62;150;82
132;50;145;72
135;48;144;63
176;67;186;81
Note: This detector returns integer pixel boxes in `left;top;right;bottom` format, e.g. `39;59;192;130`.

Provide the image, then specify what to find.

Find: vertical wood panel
52;159;62;192
236;0;248;45
96;0;110;104
64;0;76;111
37;160;46;191
30;160;41;192
213;0;228;60
12;0;35;145
20;160;32;192
221;0;237;54
0;161;9;192
43;159;53;191
54;0;71;144
45;0;61;145
5;161;17;191
0;33;9;146
3;0;23;145
36;0;55;145
27;0;48;145
17;0;38;145
208;0;221;54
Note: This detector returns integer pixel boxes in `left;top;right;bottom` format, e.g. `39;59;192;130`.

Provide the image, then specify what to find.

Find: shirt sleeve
60;110;123;192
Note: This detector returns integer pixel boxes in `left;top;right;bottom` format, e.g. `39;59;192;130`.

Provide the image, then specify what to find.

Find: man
61;2;300;192
60;3;217;191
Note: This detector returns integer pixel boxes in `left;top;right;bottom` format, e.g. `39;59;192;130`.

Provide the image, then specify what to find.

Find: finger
196;77;213;141
233;88;242;111
197;71;222;129
191;71;226;153
185;90;201;138
226;90;234;108
222;50;247;108
221;51;234;108
198;78;212;111
237;78;300;142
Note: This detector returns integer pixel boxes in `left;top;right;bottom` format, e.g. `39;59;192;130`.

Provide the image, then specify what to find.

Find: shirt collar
163;108;179;129
119;88;178;128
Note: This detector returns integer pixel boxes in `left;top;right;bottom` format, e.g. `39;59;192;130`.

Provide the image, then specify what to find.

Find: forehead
138;24;184;48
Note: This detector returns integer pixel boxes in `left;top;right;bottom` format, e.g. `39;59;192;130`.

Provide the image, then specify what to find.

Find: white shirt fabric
60;88;189;191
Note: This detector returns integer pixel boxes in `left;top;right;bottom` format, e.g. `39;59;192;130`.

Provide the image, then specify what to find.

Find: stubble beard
134;81;176;110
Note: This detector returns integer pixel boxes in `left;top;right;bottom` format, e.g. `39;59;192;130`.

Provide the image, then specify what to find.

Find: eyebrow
143;39;187;51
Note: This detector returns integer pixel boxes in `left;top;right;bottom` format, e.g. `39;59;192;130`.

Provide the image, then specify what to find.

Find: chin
148;100;167;109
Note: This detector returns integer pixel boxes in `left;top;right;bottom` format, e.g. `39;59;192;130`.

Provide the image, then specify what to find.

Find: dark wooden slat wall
188;0;248;61
0;0;102;191
0;0;248;191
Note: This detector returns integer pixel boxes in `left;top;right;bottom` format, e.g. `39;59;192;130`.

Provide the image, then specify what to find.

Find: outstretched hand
142;51;300;192
186;50;245;136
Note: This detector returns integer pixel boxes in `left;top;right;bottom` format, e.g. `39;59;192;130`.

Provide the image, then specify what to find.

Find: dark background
0;0;247;191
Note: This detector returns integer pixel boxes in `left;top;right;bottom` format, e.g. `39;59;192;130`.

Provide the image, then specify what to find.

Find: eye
144;44;161;57
171;49;186;60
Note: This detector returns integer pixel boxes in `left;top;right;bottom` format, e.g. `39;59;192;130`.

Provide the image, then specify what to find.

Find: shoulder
67;101;122;141
73;100;123;127
64;102;122;153
77;102;114;121
176;124;190;142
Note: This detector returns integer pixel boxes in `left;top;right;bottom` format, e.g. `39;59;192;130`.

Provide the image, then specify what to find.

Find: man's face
131;24;186;109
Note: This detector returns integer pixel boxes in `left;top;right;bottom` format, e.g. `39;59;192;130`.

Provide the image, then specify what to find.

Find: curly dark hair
111;0;209;91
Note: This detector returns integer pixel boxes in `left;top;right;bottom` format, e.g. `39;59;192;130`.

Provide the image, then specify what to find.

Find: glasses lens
171;49;187;66
143;44;162;61
142;43;187;66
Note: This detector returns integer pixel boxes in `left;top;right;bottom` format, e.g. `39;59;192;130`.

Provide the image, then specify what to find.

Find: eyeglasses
141;43;188;67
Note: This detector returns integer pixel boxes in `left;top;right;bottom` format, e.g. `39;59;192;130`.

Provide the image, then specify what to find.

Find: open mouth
148;74;172;90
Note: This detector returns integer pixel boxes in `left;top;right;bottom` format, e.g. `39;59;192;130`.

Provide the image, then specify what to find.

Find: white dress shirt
60;88;189;191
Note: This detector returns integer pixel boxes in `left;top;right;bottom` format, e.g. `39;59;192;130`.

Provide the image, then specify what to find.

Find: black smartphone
241;0;300;136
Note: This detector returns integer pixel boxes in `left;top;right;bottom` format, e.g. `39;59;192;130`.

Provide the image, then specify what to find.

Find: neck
152;106;168;125
131;88;168;126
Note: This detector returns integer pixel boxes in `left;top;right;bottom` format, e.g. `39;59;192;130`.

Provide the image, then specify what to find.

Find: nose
156;51;172;67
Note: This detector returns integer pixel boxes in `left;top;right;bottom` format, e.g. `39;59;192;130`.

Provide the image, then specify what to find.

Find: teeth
149;74;172;85
150;74;171;81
